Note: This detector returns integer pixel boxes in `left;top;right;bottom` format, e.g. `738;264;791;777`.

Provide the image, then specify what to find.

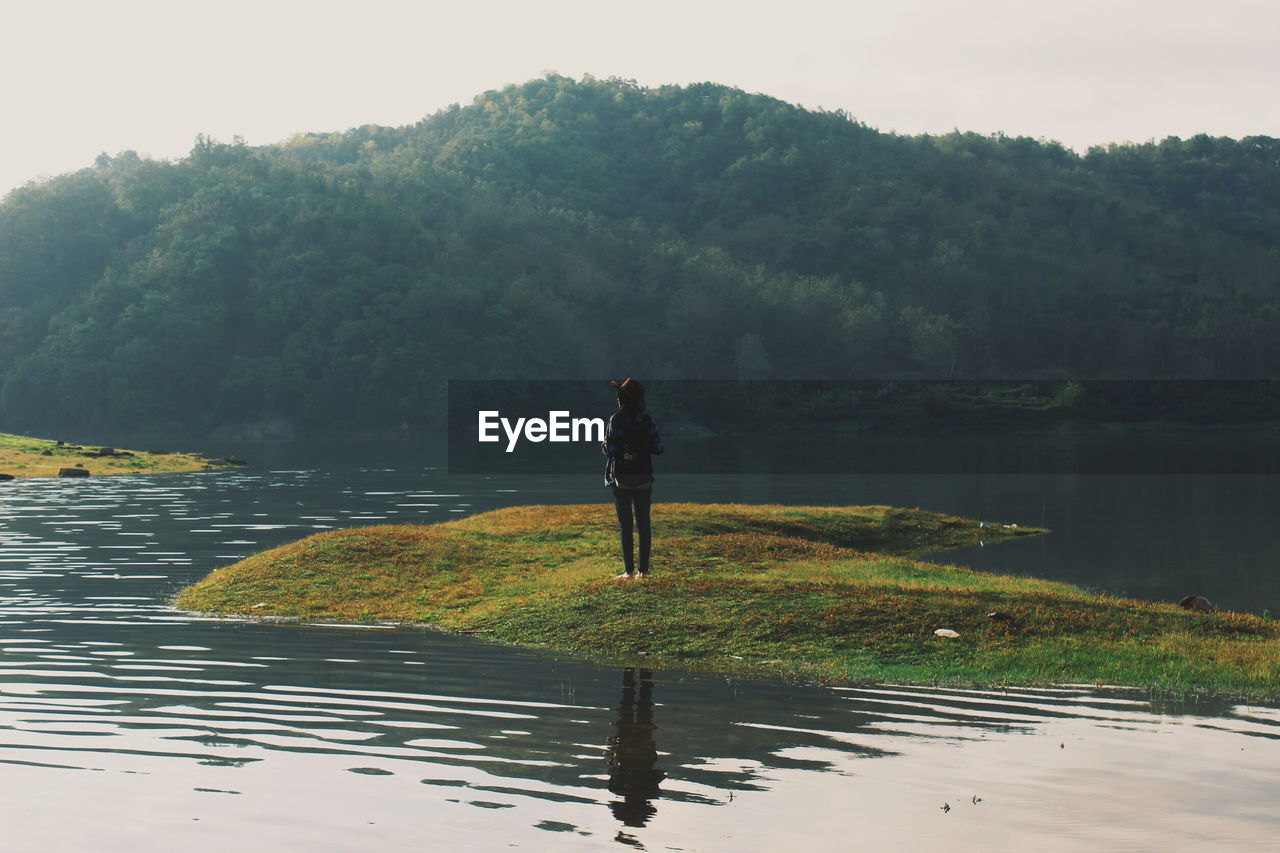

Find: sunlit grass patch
175;502;1280;699
0;431;238;478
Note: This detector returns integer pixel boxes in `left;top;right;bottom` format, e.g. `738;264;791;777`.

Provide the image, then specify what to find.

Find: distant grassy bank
0;432;242;478
176;503;1280;699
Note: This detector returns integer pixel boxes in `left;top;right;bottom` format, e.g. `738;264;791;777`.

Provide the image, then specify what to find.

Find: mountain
1;74;1277;436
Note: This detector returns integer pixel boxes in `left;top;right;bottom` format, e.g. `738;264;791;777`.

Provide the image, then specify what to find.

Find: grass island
0;431;243;478
176;503;1280;699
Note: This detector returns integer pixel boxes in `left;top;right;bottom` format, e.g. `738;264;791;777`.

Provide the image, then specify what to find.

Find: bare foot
615;572;634;580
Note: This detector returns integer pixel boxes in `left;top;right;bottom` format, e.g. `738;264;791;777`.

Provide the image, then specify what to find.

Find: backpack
610;412;654;486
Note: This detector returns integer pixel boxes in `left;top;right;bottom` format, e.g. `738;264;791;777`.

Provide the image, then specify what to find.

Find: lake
0;437;1277;850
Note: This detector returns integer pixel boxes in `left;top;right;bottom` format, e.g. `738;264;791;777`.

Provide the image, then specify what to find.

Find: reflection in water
606;668;664;829
1;457;1280;849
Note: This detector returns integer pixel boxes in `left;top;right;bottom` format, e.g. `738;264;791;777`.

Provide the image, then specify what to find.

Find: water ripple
1;465;1278;850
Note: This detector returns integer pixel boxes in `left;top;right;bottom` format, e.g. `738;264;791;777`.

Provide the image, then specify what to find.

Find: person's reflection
606;667;664;828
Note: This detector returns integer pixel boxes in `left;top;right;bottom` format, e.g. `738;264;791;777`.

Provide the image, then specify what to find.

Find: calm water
0;441;1278;850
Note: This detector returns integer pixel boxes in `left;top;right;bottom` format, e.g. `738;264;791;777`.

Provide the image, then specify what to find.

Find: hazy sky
3;0;1276;196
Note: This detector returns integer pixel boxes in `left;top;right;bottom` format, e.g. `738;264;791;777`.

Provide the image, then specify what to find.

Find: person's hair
616;391;645;413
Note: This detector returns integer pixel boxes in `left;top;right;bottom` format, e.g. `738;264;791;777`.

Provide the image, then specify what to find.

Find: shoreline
175;502;1280;701
0;431;244;479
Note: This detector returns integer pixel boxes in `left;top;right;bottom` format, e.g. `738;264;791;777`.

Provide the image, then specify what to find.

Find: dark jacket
602;407;664;488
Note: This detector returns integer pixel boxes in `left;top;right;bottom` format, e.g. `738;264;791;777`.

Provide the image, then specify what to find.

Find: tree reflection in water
606;667;665;830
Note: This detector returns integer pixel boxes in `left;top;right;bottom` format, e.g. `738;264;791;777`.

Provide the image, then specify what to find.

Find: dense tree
0;75;1277;436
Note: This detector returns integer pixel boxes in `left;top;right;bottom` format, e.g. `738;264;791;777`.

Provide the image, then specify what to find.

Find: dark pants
611;486;652;575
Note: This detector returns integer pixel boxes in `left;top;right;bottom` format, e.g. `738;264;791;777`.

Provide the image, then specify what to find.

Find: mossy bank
0;432;243;478
176;503;1280;699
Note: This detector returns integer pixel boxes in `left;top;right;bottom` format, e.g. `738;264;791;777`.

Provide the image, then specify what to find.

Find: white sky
2;0;1277;196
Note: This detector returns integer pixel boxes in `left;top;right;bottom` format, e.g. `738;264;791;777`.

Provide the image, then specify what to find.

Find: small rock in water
934;628;960;639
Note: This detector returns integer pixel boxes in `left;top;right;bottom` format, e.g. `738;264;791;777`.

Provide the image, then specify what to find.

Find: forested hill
2;74;1278;437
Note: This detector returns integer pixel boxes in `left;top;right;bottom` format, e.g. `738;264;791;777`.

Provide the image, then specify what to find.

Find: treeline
1;74;1278;436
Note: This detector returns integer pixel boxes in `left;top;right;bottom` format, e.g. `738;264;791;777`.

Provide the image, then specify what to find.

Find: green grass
0;432;240;478
175;503;1280;699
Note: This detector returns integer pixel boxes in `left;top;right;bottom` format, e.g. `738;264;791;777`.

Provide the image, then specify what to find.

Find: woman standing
603;378;664;579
